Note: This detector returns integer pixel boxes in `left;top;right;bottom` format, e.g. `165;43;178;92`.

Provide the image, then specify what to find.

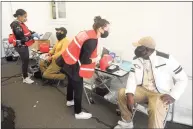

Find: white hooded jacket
125;50;188;100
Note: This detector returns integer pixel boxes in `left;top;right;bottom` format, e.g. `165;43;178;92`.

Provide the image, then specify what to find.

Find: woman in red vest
56;16;110;119
10;9;37;84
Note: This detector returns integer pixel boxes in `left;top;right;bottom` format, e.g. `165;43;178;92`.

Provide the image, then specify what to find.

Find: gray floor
1;59;192;128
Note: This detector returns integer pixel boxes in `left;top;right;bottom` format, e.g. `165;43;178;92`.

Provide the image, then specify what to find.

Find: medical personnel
56;16;110;119
10;9;39;84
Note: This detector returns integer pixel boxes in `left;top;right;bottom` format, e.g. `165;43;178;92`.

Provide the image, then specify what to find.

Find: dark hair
62;29;67;36
93;16;110;31
13;9;27;17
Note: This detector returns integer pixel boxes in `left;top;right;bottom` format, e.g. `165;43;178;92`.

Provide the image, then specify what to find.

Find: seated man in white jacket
114;36;188;129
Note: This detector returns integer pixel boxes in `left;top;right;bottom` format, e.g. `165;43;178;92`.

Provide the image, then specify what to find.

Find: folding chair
16;56;21;65
133;103;175;128
83;82;96;104
83;72;115;105
2;38;20;64
116;102;174;128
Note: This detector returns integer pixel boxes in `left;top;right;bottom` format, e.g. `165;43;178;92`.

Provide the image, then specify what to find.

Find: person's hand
32;33;40;39
47;56;52;62
160;94;175;105
126;93;135;113
90;57;98;63
45;53;51;57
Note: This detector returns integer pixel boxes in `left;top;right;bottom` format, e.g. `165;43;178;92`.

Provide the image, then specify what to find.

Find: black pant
67;76;83;114
15;47;29;78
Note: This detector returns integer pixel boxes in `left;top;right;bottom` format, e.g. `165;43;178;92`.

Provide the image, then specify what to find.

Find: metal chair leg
95;71;113;93
56;80;61;87
16;56;20;65
83;85;91;105
163;105;170;127
131;103;138;120
163;103;175;128
171;103;175;122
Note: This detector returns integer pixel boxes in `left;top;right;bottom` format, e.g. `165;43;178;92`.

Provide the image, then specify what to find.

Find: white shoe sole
114;125;133;129
23;81;34;84
66;101;74;107
66;103;74;107
114;121;134;129
75;116;92;119
75;114;92;119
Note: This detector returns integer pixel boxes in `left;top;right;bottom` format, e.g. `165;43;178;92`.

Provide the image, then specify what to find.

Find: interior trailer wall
1;2;13;57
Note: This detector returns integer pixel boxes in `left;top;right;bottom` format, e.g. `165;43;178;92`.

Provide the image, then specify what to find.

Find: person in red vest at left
56;16;110;119
10;9;39;84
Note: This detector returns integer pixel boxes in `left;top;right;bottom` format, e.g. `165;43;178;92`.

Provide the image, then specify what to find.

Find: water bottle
114;51;122;65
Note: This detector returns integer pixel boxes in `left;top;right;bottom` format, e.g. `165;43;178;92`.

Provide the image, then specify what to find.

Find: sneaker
28;73;33;77
66;100;74;106
23;77;34;84
75;112;92;119
114;120;133;129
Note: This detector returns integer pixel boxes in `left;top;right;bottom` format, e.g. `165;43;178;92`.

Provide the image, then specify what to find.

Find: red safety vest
62;30;98;78
11;22;34;47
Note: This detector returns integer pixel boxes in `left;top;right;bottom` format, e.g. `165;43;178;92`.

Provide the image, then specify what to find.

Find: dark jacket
10;20;35;46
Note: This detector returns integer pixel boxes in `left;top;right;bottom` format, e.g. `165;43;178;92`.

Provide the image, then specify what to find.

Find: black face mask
134;46;148;58
56;32;66;41
101;31;109;38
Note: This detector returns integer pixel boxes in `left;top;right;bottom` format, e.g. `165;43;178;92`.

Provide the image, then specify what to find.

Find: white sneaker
23;77;34;84
66;100;74;106
114;120;133;129
75;112;92;119
28;73;33;77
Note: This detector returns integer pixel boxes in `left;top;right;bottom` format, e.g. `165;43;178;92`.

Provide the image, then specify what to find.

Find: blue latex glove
32;33;40;39
109;52;116;59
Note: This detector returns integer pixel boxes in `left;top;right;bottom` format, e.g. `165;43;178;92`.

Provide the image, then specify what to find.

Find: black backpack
1;104;15;129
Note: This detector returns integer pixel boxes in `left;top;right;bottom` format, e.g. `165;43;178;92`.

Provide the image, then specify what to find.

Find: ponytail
13;9;26;18
93;16;110;31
